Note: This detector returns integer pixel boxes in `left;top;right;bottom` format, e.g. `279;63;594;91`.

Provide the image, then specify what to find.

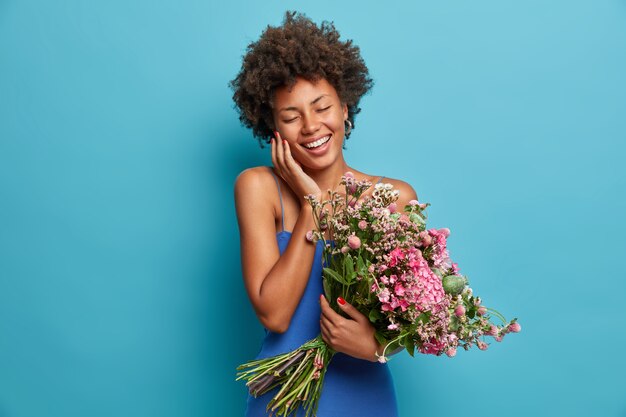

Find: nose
301;111;321;136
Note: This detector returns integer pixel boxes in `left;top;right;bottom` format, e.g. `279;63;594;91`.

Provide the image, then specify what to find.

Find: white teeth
304;135;331;149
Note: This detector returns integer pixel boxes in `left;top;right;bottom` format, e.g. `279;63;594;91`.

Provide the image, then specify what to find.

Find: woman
230;11;417;416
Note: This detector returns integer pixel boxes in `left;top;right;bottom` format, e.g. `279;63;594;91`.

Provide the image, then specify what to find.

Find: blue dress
244;169;398;417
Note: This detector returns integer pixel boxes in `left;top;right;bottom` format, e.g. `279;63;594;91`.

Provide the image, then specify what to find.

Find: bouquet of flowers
236;172;520;417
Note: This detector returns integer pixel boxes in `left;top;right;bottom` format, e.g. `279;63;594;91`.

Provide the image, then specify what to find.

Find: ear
342;102;348;121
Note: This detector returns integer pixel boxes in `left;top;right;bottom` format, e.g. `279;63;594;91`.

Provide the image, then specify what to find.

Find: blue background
1;1;625;416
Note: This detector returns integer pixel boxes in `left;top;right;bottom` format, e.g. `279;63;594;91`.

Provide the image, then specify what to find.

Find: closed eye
317;106;331;112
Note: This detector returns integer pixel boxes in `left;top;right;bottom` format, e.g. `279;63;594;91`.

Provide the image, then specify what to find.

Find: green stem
486;306;507;324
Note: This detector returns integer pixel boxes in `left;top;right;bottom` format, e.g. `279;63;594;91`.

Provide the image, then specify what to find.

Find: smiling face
272;76;349;170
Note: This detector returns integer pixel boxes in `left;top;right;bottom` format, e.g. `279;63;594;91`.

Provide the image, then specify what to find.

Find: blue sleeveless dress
244;168;399;417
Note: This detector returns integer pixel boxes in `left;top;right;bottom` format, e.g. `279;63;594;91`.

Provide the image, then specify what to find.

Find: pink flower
495;336;503;342
344;171;355;178
486;325;498;336
508;322;521;333
358;220;367;230
440;228;450;237
387;323;399;330
419;338;447;355
454;305;465;317
378;288;391;303
305;230;315;242
394;282;406;296
348;235;361;250
341;246;349;254
418;231;432;246
408;200;419;206
388;202;397;213
477;341;488;351
477;306;487;316
446;347;457;358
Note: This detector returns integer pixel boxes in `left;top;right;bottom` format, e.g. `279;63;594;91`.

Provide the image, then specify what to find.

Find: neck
302;157;352;194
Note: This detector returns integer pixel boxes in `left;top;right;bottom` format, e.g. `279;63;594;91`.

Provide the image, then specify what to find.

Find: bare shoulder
379;176;419;210
234;165;274;193
234;166;276;221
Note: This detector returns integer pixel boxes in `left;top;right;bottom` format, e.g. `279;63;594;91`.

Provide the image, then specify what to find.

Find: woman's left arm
319;179;418;362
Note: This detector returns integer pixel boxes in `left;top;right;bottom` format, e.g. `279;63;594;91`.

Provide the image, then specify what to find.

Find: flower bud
408;200;419;206
388;203;397;213
440;227;450;237
358;220;367;230
348;235;361;250
454;305;466;317
341;246;349;254
508;322;521;333
344;171;355;178
446;347;457;358
477;341;488;351
495;336;503;342
305;231;315;242
477;306;487;316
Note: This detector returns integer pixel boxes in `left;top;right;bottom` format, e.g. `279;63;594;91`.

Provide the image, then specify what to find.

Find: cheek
278;125;300;143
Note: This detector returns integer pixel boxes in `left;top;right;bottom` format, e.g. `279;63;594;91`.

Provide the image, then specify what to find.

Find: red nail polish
337;297;346;305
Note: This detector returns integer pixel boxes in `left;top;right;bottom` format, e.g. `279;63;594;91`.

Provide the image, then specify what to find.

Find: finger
282;139;302;170
319;318;333;347
274;131;287;174
336;297;367;324
320;314;333;334
270;135;278;172
319;294;339;324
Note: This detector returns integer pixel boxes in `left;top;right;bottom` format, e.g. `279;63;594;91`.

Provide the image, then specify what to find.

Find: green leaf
374;332;387;347
356;256;366;275
449;316;460;332
368;308;382;323
323;278;332;300
323;267;346;285
418;312;431;323
403;335;415;357
344;255;354;284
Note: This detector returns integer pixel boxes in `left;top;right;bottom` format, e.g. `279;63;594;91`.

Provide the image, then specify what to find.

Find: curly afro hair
229;10;374;148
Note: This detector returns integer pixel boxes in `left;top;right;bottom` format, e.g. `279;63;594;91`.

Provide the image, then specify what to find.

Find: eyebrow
278;94;329;112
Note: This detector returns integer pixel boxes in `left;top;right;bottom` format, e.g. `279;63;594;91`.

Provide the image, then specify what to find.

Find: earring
344;119;352;136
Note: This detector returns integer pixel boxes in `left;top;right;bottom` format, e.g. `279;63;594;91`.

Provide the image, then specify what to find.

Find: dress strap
268;167;285;232
376;176;386;184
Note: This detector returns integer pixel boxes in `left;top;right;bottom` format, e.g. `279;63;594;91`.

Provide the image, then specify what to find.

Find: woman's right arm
234;166;319;334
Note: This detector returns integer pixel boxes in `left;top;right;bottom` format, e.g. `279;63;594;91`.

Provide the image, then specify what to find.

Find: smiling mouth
302;135;331;149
